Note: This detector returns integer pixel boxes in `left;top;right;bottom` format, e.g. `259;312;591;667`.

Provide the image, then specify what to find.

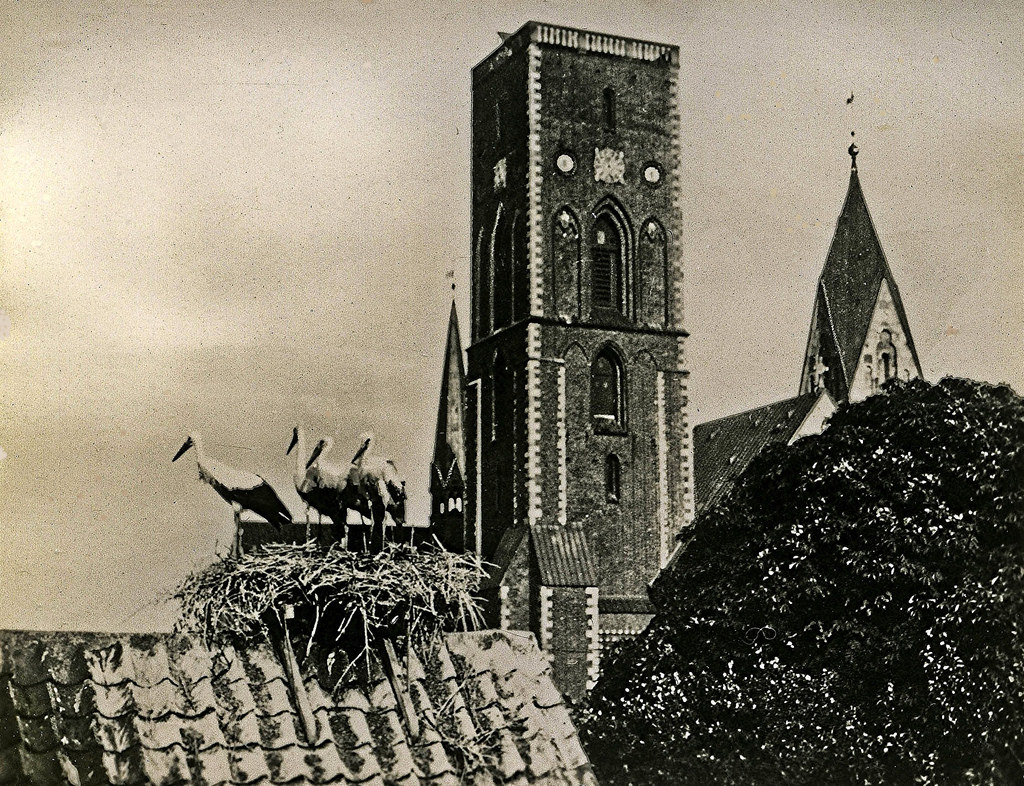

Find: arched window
605;454;621;503
553;208;580;320
591;346;625;429
592;214;624;313
877;329;898;384
603;87;616;132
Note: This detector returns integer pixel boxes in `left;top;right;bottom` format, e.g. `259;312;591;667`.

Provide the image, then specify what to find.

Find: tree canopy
581;378;1024;786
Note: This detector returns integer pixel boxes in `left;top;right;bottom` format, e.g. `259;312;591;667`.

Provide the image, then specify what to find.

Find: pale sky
1;0;1020;630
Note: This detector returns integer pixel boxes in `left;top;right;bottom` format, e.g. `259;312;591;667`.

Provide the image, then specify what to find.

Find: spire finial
848;130;859;172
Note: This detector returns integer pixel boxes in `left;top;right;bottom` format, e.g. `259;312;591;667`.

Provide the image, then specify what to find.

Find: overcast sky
1;0;1020;631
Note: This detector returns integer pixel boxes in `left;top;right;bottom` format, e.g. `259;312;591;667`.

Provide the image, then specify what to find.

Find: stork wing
234;476;292;529
199;456;265;491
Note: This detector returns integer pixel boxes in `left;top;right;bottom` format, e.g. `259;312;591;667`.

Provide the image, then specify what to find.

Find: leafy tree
581;378;1024;785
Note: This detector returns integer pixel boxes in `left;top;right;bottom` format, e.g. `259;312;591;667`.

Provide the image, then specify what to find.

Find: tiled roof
0;629;597;786
816;169;922;394
481;525;599;590
529;525;598;588
693;393;821;518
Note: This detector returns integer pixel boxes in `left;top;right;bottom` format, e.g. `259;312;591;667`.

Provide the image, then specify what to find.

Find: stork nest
173;541;486;664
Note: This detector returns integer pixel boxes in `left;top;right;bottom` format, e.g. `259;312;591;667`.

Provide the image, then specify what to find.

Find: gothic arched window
638;218;667;326
605;454;621;503
553;208;581;321
591;346;625;430
592;214;624;313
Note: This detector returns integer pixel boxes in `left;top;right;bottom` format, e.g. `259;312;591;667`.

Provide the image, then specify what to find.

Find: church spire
799;145;923;403
430;301;467;542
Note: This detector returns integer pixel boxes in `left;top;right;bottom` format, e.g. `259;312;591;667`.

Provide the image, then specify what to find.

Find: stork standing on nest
172;432;291;556
347;432;407;532
287;427;347;540
303;435;370;547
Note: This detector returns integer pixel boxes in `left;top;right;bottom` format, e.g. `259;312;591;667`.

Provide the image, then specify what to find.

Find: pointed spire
799;148;923;403
431;301;466;492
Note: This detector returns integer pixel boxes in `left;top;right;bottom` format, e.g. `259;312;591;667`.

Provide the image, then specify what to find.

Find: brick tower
462;22;692;699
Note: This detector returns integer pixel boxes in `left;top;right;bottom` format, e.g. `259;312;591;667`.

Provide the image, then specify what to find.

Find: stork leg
232;507;244;559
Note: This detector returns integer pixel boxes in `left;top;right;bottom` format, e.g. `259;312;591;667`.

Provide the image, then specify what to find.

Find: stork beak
286;428;298;455
351;437;371;463
172;437;193;462
305;440;325;469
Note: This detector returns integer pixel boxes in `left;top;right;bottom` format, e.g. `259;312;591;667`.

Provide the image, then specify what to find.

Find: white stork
286;427;348;534
172;432;291;554
346;433;407;528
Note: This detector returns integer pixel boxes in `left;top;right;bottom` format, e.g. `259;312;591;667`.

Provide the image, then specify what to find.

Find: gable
846;278;923;402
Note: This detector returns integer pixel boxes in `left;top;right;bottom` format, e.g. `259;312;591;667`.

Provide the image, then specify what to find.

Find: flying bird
172;432;292;537
846;92;854;104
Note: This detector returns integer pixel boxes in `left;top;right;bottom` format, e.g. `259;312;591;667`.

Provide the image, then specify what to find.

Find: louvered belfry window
592;214;623;312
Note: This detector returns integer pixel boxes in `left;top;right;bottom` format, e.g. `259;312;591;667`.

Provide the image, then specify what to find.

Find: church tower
430;302;467;549
800;143;923;403
464;22;692;699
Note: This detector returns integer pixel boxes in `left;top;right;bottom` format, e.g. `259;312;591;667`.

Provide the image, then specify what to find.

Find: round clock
643;164;662;185
556;153;575;174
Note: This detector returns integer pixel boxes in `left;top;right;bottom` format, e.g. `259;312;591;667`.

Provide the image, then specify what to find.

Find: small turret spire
848;131;859;172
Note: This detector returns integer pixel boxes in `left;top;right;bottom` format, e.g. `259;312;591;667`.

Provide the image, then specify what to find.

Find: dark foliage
581;378;1024;785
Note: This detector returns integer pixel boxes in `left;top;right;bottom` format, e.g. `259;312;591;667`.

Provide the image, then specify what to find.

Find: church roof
812;164;922;394
481;525;599;589
431;302;466;492
530;524;599;588
693;393;824;518
0;628;596;786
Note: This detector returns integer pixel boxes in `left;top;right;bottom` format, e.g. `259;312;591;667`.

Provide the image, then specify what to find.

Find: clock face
643;164;662;184
556;153;575;174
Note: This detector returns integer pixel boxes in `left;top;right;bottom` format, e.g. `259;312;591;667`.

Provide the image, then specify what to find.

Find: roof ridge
694;391;818;430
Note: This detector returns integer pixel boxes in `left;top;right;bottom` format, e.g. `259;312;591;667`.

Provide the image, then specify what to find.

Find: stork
305;435;376;549
347;433;407;534
172;432;291;556
287;427;348;541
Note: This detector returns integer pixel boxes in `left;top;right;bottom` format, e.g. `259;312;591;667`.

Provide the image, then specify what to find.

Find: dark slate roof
0;629;597;786
430;303;466;494
693;393;822;518
481;525;599;590
481;527;529;590
814;168;922;393
530;525;598;588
